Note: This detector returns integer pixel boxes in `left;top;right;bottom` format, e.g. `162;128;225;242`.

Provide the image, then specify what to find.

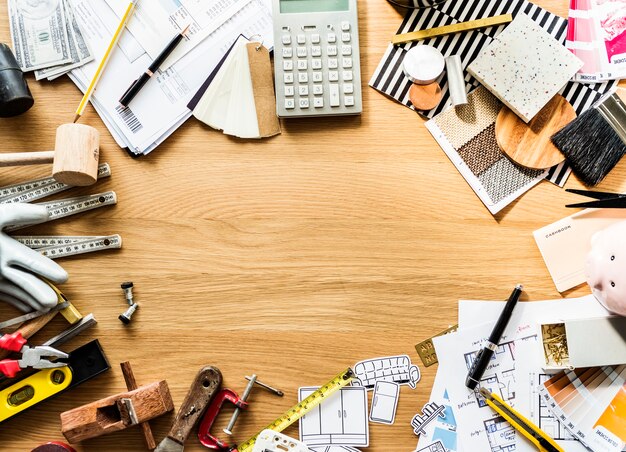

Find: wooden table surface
0;0;622;450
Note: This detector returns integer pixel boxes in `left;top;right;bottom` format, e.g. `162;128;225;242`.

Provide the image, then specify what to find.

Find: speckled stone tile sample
467;13;583;123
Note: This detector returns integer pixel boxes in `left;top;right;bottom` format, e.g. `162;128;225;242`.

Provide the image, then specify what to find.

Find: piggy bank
586;220;626;316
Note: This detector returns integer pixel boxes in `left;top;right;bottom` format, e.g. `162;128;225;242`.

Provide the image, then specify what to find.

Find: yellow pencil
73;0;139;123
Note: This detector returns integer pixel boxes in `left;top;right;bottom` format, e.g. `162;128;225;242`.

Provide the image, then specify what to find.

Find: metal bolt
121;282;134;306
245;375;284;396
119;303;138;324
223;375;284;436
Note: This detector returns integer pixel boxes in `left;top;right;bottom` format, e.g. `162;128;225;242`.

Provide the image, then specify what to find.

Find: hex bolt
121;282;134;306
119;303;138;324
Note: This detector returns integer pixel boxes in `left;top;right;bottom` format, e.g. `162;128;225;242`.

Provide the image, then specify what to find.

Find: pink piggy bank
586;220;626;316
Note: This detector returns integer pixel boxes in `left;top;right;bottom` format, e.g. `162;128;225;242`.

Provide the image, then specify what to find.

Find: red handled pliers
0;332;68;378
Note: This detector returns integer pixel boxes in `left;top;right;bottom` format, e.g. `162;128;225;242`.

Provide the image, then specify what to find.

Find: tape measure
5;191;117;232
14;235;122;259
0;163;111;204
236;368;354;452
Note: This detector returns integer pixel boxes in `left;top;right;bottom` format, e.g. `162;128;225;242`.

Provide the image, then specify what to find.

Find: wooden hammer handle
0;151;55;166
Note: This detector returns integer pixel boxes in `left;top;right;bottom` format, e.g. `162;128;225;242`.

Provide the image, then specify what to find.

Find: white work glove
0;204;68;312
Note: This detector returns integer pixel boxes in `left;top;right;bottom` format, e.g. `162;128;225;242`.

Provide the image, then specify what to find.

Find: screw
245;375;284;397
121;282;134;306
119;303;138;324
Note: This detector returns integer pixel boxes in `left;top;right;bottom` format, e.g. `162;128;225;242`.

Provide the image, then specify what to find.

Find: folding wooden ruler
0;166;121;258
5;191;117;232
0;163;111;204
13;235;122;259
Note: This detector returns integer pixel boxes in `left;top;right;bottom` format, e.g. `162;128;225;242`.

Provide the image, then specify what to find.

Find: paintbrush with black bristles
551;88;626;186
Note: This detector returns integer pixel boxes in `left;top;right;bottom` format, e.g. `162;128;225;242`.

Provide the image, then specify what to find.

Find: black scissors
565;189;626;208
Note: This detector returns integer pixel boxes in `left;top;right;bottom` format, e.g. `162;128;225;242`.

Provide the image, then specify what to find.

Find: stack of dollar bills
8;0;93;81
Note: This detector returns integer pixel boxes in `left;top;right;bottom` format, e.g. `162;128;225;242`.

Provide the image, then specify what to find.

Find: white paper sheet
68;0;273;155
454;296;610;452
105;0;266;69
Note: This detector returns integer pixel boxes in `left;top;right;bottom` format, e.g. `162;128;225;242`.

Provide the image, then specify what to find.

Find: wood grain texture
0;1;619;451
496;94;575;169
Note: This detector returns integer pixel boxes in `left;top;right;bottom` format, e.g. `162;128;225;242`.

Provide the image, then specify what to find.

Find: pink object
586;220;626;316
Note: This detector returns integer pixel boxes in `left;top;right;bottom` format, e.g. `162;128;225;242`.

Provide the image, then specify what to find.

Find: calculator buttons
343;83;354;94
342;32;351;42
327;32;337;43
282;35;291;45
311;33;320;44
297;34;306;44
341;45;352;56
311;59;322;70
344;96;355;107
342;70;353;81
311;46;322;57
328;58;338;69
298;72;309;83
313;85;324;95
285;98;295;109
283;60;293;71
297;60;308;70
312;72;323;82
327;45;338;56
328;71;339;81
296;47;307;58
299;85;309;96
283;48;293;58
314;97;324;108
341;21;350;31
285;86;294;97
299;98;310;108
329;84;340;107
284;73;294;84
342;57;352;68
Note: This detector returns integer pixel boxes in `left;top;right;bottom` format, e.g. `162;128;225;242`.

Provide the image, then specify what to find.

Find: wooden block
495;94;576;169
60;380;174;443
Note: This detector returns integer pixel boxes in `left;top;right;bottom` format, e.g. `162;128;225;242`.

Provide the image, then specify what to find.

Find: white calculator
272;0;362;117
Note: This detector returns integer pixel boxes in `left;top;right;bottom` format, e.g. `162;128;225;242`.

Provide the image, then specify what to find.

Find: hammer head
52;123;100;186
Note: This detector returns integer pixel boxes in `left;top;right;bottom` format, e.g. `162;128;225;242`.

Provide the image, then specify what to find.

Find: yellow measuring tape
237;368;355;452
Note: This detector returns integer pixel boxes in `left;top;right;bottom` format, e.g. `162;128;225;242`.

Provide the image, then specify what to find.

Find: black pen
119;24;191;107
465;284;523;390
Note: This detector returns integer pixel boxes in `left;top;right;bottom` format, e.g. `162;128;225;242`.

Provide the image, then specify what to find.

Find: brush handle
0;151;55;166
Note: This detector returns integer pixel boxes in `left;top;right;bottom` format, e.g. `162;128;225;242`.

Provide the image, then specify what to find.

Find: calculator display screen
280;0;349;13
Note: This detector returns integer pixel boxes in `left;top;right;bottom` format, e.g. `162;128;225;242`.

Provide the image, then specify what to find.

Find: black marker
465;284;523;390
119;24;191;107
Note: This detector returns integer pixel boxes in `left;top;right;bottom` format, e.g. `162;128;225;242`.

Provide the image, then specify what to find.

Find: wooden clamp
60;379;174;443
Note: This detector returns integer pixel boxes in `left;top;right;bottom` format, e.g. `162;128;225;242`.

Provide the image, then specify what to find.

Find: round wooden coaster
495;94;576;169
409;82;442;111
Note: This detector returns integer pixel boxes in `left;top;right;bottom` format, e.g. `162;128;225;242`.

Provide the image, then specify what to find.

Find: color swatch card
467;13;583;123
370;0;617;187
425;86;547;215
190;35;280;139
539;366;626;452
533;208;626;292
